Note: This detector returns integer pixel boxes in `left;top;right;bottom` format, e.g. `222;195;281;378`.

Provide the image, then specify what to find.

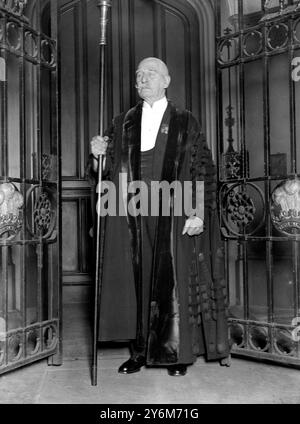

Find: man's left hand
182;216;204;236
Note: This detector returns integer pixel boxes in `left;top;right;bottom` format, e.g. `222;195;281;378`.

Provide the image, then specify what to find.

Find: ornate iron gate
0;0;61;374
216;0;300;365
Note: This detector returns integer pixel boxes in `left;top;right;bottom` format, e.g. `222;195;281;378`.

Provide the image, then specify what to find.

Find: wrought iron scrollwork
249;325;270;352
33;192;52;235
217;0;300;369
243;30;263;57
267;23;289;50
227;190;256;228
0;321;58;369
221;150;242;180
218;33;239;65
43;324;57;350
273;328;296;356
6;21;21;50
41;154;57;181
24;30;38;58
7;333;22;362
0;0;28;17
26;185;56;239
221;182;265;236
229;323;245;348
26;328;40;356
218;27;245;181
262;0;300;21
0;0;61;377
230;322;297;357
41;38;56;66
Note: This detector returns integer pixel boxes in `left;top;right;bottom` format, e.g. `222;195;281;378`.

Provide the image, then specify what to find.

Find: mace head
97;0;112;9
97;0;112;45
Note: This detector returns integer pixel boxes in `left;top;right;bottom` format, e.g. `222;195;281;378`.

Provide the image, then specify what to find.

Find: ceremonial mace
92;0;112;386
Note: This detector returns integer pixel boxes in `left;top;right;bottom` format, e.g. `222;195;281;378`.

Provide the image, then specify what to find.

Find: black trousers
131;214;156;357
131;149;156;357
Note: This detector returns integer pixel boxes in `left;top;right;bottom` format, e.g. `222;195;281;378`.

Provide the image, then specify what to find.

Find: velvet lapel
148;104;190;363
121;101;144;346
160;103;182;182
152;101;187;184
151;105;171;182
121;101;143;182
155;102;189;250
152;103;189;286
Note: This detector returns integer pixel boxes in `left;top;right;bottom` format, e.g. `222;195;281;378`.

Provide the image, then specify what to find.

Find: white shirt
141;97;168;152
139;96;204;227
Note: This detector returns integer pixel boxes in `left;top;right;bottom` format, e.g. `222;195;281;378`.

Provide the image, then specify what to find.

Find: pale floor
0;303;300;404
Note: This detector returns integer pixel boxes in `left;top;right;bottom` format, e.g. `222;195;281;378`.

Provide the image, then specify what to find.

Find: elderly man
89;57;229;376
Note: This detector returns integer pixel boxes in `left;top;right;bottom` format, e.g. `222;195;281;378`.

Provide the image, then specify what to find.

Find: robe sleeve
189;116;230;359
189;118;212;222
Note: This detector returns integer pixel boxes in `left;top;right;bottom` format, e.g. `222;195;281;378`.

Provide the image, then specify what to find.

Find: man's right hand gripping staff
90;135;109;172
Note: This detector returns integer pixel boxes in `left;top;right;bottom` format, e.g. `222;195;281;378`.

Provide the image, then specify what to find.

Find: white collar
142;96;168;112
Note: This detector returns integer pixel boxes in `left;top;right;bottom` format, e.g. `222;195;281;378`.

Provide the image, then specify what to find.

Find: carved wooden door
0;0;61;375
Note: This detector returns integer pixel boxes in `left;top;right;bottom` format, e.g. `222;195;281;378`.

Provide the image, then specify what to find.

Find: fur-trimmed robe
87;100;229;365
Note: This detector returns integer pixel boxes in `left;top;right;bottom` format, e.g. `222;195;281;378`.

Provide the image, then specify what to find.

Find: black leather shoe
167;364;187;376
118;355;146;374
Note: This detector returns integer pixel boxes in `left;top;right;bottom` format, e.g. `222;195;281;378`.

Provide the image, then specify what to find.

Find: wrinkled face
135;58;170;104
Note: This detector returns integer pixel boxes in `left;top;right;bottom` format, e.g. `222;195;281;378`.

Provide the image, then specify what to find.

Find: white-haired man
89;57;229;376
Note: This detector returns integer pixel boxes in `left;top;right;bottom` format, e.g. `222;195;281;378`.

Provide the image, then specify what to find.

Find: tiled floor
0;303;300;404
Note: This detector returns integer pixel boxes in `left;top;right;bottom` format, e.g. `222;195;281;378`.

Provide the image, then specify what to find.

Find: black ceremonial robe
87;100;229;365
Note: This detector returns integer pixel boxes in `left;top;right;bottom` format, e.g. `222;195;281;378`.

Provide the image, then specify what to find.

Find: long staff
92;0;112;386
